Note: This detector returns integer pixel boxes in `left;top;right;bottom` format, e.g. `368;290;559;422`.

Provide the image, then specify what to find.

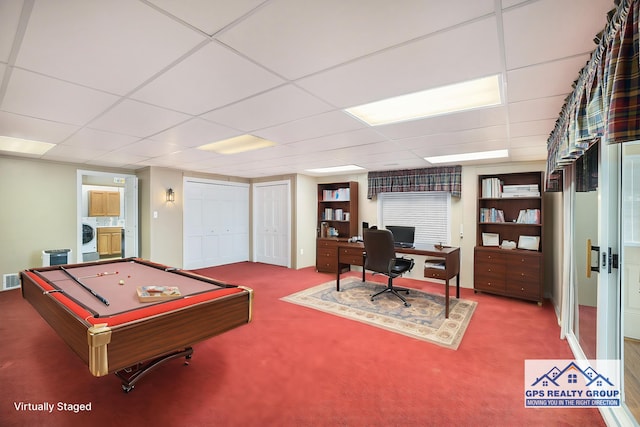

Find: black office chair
363;228;415;307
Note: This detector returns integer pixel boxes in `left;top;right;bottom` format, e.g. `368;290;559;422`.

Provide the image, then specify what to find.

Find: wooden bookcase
317;181;358;238
316;181;358;273
474;171;544;304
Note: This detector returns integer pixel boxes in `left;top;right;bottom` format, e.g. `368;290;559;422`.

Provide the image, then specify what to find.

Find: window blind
378;192;450;246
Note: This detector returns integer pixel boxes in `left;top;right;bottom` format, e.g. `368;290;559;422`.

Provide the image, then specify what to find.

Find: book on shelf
322;208;348;221
322;188;350;201
501;184;540;198
481;178;502;198
137;286;182;302
516;209;541;224
480;207;505;223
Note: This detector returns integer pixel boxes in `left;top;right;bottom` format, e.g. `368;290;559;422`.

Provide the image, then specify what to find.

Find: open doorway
76;170;138;263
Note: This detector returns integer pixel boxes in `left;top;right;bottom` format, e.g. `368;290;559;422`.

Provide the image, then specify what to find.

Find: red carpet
0;262;604;426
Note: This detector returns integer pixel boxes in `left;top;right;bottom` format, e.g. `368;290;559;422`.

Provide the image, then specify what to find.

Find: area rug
281;277;477;350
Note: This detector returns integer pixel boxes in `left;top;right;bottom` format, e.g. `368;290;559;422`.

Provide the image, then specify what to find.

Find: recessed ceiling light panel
0;136;55;155
197;134;276;154
345;74;503;126
425;149;509;164
305;164;365;174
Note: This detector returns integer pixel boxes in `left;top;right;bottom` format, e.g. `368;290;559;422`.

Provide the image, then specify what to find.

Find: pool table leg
115;347;194;393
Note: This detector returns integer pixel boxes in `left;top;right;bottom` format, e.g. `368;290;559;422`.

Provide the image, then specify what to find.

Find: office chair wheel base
404;302;411;307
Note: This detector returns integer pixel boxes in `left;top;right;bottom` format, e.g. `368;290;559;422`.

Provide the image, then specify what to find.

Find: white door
183;180;249;269
253;181;290;267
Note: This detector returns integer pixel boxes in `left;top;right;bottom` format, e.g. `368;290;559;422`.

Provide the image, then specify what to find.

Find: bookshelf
317;181;358;238
316;181;358;273
474;171;544;304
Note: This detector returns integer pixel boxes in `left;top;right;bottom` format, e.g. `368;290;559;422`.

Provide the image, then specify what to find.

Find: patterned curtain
367;165;462;199
546;0;639;191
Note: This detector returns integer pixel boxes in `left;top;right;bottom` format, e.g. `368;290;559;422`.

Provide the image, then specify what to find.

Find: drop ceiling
0;0;613;178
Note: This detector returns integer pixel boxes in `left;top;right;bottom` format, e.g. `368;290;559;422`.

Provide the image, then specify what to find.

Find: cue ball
119;280;125;285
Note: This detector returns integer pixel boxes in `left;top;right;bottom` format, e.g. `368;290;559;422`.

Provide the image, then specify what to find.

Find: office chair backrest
363;228;397;273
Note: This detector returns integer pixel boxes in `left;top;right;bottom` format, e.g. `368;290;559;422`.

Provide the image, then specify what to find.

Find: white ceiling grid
0;0;614;177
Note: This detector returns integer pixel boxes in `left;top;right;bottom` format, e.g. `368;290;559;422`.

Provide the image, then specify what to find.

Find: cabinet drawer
505;281;540;299
317;239;338;249
474;273;505;292
474;250;505;265
316;259;337;273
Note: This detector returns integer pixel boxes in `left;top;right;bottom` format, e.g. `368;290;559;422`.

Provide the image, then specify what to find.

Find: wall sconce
166;188;175;203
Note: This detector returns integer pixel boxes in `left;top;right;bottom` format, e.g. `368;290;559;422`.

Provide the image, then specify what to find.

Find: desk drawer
424;268;447;280
339;247;364;266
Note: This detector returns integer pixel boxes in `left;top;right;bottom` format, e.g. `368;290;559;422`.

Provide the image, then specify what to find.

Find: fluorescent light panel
305;164;365;174
197;134;276;154
345;74;503;126
0;136;55;155
425;149;509;164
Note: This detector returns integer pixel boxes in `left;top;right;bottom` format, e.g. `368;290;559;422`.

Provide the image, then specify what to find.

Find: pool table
21;258;253;392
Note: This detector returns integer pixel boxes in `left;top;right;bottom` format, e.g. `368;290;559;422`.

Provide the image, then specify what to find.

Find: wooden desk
335;241;460;318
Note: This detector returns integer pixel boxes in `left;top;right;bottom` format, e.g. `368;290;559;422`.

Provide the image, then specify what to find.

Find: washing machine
82;217;97;253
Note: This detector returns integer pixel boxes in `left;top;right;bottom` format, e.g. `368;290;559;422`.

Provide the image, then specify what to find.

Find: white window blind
378;192;450;246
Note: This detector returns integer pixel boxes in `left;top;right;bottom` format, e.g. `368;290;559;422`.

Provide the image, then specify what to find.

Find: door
253;181;291;267
620;142;640;423
183;179;249;269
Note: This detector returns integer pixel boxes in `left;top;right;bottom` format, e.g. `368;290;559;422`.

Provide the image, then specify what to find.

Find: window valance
546;0;639;191
367;166;461;199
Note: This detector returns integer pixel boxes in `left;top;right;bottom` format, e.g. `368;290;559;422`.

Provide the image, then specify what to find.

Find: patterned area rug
281;277;477;350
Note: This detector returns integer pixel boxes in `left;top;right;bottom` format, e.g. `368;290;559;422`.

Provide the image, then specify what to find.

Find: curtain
367;165;462;199
546;0;639;191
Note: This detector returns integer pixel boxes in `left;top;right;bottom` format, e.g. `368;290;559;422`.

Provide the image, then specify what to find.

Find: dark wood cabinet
474;172;544;304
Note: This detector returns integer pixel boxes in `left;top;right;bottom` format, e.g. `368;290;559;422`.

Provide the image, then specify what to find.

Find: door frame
76;169;138;264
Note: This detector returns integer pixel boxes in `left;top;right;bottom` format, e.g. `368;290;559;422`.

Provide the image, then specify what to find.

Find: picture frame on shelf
482;232;500;246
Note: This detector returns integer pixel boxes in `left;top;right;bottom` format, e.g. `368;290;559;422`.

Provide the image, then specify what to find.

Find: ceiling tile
507;54;590;103
15;0;206;94
0;0;23;63
131;42;284;115
151;118;239;147
41;144;108;163
0;111;78;143
88;99;192;138
61;128;140;150
298;16;502;108
503;0;612;69
376;106;508;140
256;111;366;144
148;0;265;36
508;95;567;123
217;0;495;80
2;69;119;126
202;85;333;131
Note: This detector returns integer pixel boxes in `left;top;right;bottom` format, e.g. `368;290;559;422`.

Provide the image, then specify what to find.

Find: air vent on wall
2;273;20;291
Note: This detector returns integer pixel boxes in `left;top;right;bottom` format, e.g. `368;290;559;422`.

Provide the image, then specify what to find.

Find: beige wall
0;156;131;277
1;156;556;301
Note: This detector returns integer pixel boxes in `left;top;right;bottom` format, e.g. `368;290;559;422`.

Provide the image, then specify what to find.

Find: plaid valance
546;0;640;191
367;166;462;199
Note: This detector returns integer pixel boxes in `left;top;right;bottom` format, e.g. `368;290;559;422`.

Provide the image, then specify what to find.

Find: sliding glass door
620;141;640;423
